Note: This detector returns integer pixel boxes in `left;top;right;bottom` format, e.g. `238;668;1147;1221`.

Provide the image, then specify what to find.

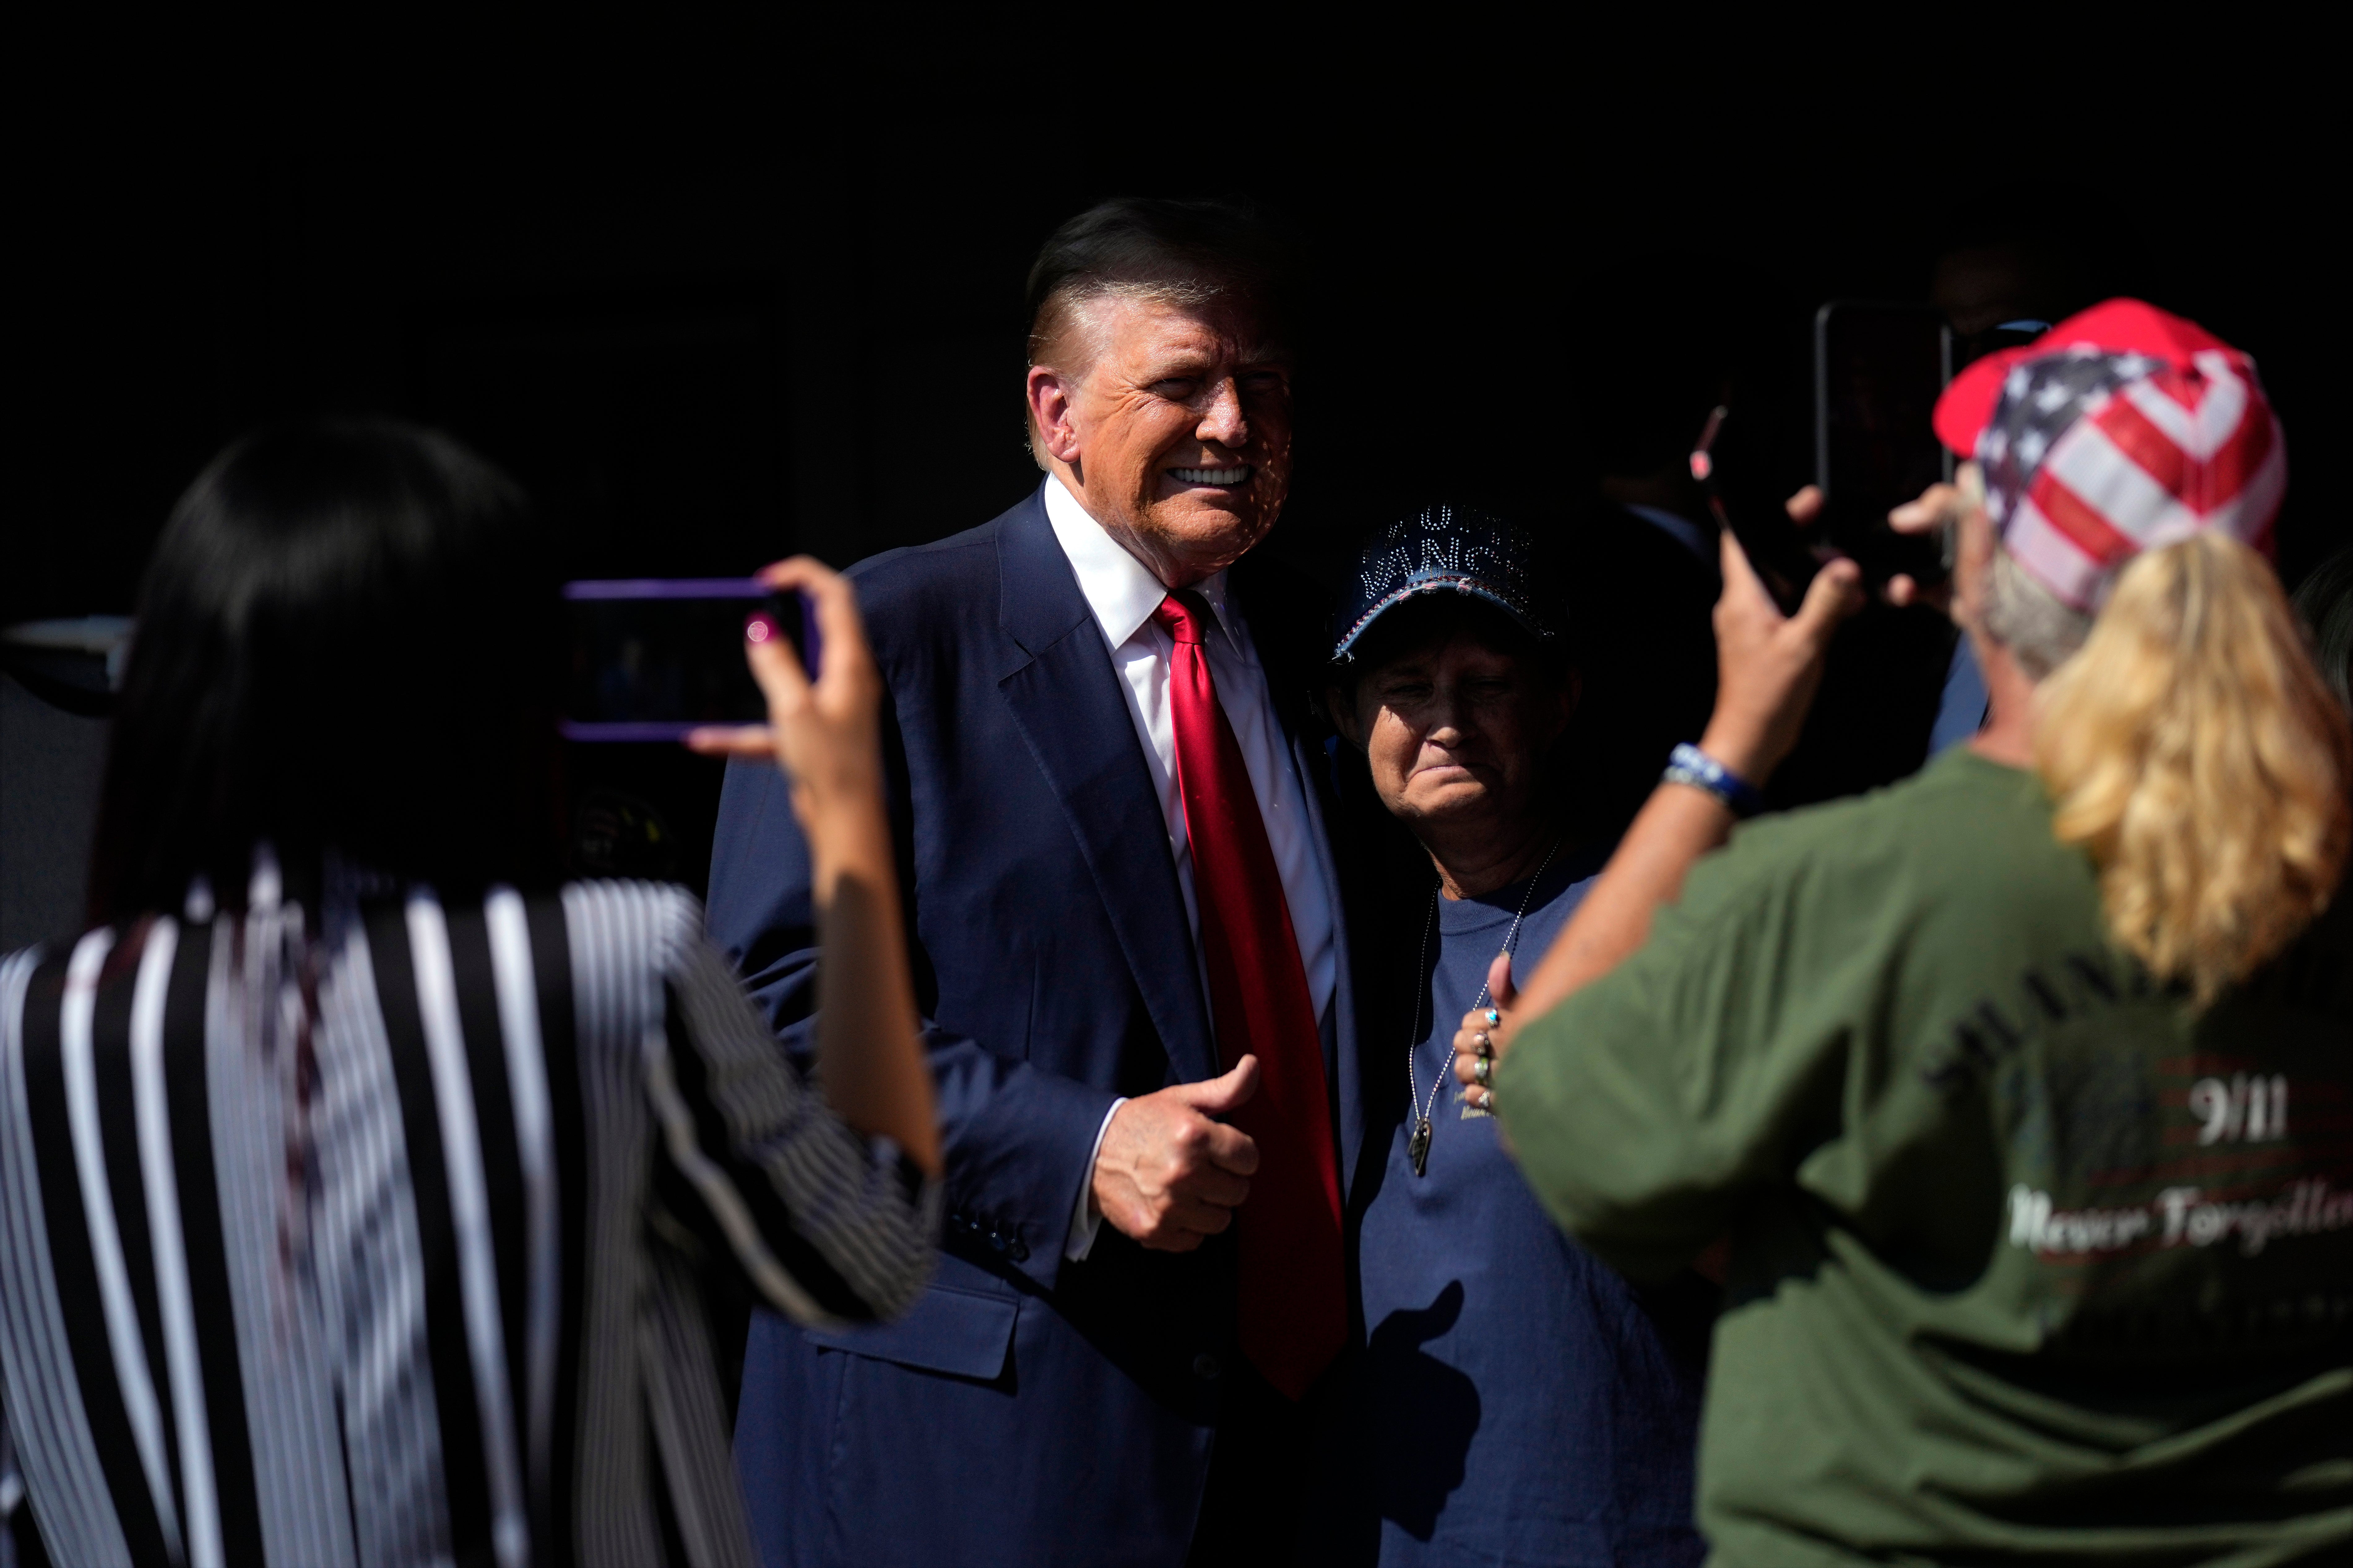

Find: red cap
1933;298;2244;457
1931;298;2284;609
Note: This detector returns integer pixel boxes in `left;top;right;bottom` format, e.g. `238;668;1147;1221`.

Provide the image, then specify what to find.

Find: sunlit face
1034;293;1293;586
1339;629;1574;833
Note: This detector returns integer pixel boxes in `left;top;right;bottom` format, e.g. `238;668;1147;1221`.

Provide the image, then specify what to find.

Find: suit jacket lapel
993;490;1220;1086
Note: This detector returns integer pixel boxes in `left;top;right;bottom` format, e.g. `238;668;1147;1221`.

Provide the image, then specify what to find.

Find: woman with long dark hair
0;419;940;1567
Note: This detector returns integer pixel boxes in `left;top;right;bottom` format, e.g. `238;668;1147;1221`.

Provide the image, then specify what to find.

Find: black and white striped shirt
0;878;937;1568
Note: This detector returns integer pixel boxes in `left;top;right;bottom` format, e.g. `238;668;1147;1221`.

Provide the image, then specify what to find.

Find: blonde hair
2032;533;2352;1001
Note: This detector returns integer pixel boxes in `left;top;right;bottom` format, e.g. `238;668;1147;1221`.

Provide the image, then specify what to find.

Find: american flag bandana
1932;299;2286;611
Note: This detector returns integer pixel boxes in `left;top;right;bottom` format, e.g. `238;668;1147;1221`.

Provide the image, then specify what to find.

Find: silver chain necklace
1405;837;1560;1178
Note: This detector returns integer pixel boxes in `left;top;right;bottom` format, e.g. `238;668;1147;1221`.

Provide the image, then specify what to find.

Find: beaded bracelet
1662;742;1766;818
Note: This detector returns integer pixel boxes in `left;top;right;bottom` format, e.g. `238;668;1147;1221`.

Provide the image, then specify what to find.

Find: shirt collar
1042;475;1241;653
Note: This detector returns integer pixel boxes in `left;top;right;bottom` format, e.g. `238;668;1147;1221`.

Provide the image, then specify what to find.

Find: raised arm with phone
1457;492;1865;1041
693;557;937;1175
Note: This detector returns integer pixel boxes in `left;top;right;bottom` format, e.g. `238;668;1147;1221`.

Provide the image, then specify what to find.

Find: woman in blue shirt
1323;506;1710;1566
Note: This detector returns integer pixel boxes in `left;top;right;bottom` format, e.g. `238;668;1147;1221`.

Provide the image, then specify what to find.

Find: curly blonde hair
2033;533;2351;1001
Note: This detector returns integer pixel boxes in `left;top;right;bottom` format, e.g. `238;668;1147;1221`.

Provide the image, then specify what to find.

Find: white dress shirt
1043;475;1339;1259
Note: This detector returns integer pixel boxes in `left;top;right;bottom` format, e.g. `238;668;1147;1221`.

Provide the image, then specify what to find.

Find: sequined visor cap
1331;504;1559;661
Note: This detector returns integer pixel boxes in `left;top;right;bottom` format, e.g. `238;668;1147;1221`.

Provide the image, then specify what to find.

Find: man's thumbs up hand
1092;1056;1262;1252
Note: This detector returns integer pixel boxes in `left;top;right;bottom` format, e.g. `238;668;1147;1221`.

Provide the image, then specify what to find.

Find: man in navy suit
714;198;1366;1566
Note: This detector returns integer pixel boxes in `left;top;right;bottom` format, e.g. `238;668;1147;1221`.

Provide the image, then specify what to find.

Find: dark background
14;38;2344;896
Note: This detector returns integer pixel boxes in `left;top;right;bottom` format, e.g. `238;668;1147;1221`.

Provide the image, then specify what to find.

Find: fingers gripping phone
1814;301;1953;585
561;578;820;742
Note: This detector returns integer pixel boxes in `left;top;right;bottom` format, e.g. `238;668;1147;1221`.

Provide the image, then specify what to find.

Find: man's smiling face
1031;290;1294;587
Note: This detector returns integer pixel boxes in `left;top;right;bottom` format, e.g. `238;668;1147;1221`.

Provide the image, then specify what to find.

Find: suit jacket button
1192;1353;1222;1380
1007;1236;1030;1262
989;1231;1008;1253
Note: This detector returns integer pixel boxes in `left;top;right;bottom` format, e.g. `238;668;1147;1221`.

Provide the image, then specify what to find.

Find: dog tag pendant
1409;1117;1432;1177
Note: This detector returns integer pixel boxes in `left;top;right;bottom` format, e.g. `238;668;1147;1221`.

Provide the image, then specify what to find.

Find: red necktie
1152;590;1344;1401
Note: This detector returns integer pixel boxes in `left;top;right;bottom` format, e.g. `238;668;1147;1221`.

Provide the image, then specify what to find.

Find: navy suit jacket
712;486;1369;1567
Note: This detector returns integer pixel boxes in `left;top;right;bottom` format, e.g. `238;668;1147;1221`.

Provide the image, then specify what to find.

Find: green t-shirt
1499;749;2352;1567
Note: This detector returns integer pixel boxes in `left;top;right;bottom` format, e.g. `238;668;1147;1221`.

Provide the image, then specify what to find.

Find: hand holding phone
687;558;880;814
753;586;822;682
1701;509;1866;786
689;559;940;1176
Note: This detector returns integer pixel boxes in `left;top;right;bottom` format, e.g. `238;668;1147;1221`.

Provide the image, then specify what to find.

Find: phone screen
1814;302;1953;583
561;579;811;742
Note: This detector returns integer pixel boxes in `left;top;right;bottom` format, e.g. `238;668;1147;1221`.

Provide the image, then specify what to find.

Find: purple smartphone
560;578;819;743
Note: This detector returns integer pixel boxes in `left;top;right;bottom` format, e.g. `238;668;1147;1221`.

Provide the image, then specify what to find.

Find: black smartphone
1814;301;1953;585
560;578;818;742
